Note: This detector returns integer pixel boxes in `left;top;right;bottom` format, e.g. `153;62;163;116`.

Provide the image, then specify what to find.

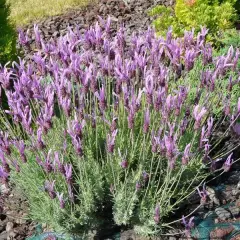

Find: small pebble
6;222;14;232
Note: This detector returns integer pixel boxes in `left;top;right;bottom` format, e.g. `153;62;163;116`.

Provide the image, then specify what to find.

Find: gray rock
229;205;240;217
215;207;231;220
0;231;8;240
206;186;220;205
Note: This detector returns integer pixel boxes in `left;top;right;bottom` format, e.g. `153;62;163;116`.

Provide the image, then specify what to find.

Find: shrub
150;0;238;39
0;0;17;64
0;21;239;237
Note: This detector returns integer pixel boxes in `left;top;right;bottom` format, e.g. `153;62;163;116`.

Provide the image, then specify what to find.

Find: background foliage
0;0;17;64
150;0;238;40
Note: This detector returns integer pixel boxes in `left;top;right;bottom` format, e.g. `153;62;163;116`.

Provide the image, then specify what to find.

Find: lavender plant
0;20;239;236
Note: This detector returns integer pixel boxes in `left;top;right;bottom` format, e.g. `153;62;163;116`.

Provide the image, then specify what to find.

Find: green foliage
0;0;17;64
150;0;238;38
184;56;240;117
215;29;240;55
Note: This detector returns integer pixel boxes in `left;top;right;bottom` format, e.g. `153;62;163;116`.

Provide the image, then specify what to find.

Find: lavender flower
72;136;83;156
0;132;11;155
0;166;9;183
196;184;208;204
206;117;214;137
142;171;149;182
0;151;10;173
16;140;27;163
223;153;233;172
43;150;53;173
107;129;118;153
54;152;64;174
45;180;56;199
136;181;141;191
12;160;20;173
56;192;65;209
182;216;194;237
37;128;45;149
67;184;74;203
164;135;177;161
154;204;160;224
143;108;150;134
182;143;191;165
33;24;41;47
95;86;107;112
144;71;154;104
18;29;29;46
193;105;207;129
64;164;72;184
120;160;128;169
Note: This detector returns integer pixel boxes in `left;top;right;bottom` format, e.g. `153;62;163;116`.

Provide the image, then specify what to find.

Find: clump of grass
6;0;91;26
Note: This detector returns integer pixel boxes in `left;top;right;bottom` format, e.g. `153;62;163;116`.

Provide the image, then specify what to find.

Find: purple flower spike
196;183;208;204
120;160;128;169
144;71;154;104
33;24;41;46
0;166;9;184
0;132;11;155
223;153;234;172
107;129;118;153
142;171;149;182
136;181;141;191
54;152;65;174
43;150;53;173
143;108;150;134
64;164;72;184
95;86;107;112
67;184;74;203
56;192;65;209
18;29;29;46
154;204;160;224
127;109;135;130
0;151;10;173
182;143;191;165
72;136;83;156
233;123;240;135
182;215;195;237
206;117;214;137
193;105;207;130
45;180;56;199
16;140;27;163
164;135;177;161
37;128;45;149
12;160;20;173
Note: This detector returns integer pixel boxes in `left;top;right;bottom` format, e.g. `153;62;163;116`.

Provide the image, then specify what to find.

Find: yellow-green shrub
150;0;238;38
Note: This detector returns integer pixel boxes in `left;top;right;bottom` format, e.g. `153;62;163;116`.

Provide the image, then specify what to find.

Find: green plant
215;29;240;55
0;0;17;64
150;0;238;39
